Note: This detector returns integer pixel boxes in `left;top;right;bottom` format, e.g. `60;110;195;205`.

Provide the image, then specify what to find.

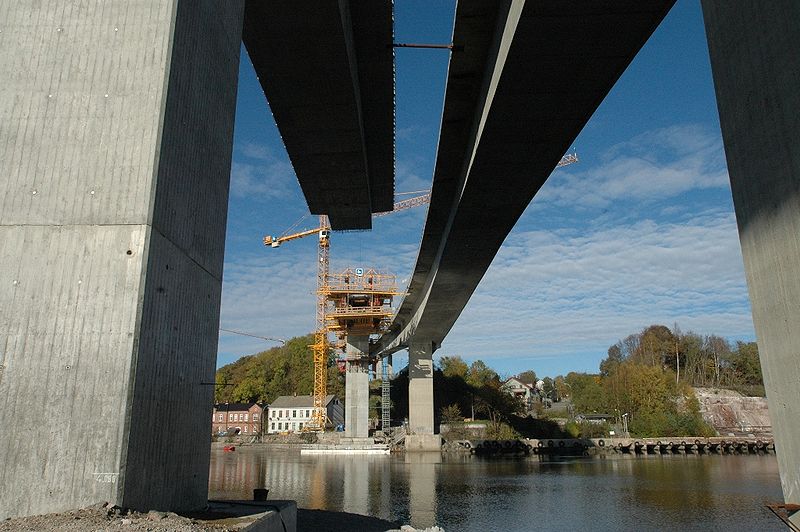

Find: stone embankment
695;387;771;437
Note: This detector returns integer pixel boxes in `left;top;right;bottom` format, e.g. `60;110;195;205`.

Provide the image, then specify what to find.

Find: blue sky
217;0;755;378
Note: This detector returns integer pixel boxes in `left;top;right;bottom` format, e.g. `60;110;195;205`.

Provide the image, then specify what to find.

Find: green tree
565;372;606;414
732;341;762;385
634;324;674;367
440;403;464;425
542;377;555;400
553;375;569;401
600;344;624;376
439;355;469;379
466;360;499;388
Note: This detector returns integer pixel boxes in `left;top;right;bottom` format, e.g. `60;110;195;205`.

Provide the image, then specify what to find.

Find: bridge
1;0;800;527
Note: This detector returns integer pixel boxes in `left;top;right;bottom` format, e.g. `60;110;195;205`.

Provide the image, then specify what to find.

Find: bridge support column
344;335;370;440
0;1;244;519
702;1;800;520
406;340;441;451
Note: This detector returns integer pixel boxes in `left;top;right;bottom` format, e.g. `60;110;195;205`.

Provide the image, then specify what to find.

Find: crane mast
307;215;331;431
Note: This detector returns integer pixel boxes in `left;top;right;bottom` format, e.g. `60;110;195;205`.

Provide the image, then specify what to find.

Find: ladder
381;357;390;432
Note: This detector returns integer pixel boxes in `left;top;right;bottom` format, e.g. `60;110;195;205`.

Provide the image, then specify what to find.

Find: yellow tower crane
262;151;579;431
263;194;430;431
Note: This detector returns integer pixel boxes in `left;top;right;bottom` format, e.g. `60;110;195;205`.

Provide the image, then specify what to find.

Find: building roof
503;377;535;389
269;395;337;408
213;403;264;412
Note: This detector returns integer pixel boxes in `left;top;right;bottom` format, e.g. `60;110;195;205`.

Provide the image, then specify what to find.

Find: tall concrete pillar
406;340;441;451
0;1;244;519
345;335;370;439
702;1;800;519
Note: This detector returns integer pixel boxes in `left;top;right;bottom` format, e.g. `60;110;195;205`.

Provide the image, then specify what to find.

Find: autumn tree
466;360;499;388
439;355;469;379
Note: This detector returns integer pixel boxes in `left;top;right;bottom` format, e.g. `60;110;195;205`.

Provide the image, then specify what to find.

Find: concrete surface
405;435;443;452
702;0;800;519
345;336;370;438
242;1;394;230
373;0;676;356
0;0;243;518
408;341;435;436
206;500;296;532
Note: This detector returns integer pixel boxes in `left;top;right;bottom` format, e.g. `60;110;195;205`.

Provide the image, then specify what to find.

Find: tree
517;370;537;385
542;377;555;400
466;360;499;388
439;355;469;379
565;372;606;414
705;335;731;387
553;375;569;401
600;344;624;376
733;341;762;385
634;324;674;367
440;403;463;425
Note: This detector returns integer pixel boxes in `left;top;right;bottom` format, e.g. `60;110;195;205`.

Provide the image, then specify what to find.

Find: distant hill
214;334;345;404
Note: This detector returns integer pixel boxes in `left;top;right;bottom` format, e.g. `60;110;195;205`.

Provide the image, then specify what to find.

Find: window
279;422;283;430
299;422;304;430
218;413;223;421
244;426;248;433
229;413;233;421
292;410;296;418
306;410;310;417
244;413;248;421
253;413;259;421
271;423;275;430
292;423;296;431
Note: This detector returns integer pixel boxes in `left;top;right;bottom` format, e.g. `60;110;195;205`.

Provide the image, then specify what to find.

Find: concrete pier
0;1;244;518
702;1;800;521
406;341;441;451
344;336;370;439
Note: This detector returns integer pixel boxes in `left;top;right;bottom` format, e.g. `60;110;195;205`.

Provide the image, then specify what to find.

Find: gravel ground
0;504;403;532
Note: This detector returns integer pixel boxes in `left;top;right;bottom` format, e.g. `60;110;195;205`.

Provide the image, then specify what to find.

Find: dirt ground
0;504;403;532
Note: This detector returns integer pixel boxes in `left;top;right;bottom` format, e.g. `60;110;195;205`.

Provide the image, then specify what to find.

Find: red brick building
212;403;264;436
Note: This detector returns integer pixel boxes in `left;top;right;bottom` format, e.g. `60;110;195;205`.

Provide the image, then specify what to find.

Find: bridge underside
243;0;395;230
374;0;677;357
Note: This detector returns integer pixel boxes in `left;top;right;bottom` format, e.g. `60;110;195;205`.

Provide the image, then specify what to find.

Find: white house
266;395;344;433
501;377;538;410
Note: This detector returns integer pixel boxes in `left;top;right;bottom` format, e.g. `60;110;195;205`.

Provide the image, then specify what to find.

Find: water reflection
406;453;440;529
208;450;783;531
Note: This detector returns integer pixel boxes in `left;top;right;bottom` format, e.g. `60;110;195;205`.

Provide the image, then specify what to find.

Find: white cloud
229;143;296;200
395;158;432;195
218;251;317;364
538;124;729;209
443;210;754;364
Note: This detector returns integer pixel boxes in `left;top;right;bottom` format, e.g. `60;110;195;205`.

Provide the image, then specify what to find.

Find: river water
208;448;784;531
